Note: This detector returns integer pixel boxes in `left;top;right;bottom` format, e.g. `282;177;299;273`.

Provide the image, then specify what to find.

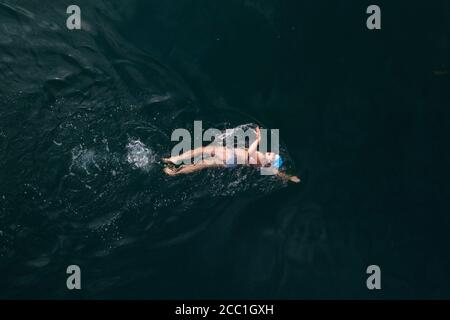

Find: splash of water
126;139;155;169
210;123;257;146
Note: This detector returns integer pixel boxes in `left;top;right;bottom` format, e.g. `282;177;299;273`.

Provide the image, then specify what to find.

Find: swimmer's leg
162;146;204;164
163;146;219;164
163;159;224;176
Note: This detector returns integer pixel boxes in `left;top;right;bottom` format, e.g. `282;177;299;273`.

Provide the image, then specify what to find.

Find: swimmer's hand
255;126;261;141
277;171;301;183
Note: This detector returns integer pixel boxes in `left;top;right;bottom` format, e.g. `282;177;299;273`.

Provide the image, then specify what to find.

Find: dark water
0;0;449;299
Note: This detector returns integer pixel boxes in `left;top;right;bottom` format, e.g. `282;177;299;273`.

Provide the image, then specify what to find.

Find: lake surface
0;0;449;299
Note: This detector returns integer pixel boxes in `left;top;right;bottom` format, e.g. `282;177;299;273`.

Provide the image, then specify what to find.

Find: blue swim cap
272;154;283;169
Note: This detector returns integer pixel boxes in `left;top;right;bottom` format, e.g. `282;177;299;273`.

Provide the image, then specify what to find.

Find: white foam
126;139;155;169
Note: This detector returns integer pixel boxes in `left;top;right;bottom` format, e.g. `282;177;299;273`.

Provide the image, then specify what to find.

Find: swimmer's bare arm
248;127;260;156
277;171;301;183
262;167;300;183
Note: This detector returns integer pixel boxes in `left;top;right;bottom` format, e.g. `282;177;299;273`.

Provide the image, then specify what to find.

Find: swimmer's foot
163;167;179;176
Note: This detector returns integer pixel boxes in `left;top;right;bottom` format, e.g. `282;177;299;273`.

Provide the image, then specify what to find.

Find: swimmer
162;127;300;183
